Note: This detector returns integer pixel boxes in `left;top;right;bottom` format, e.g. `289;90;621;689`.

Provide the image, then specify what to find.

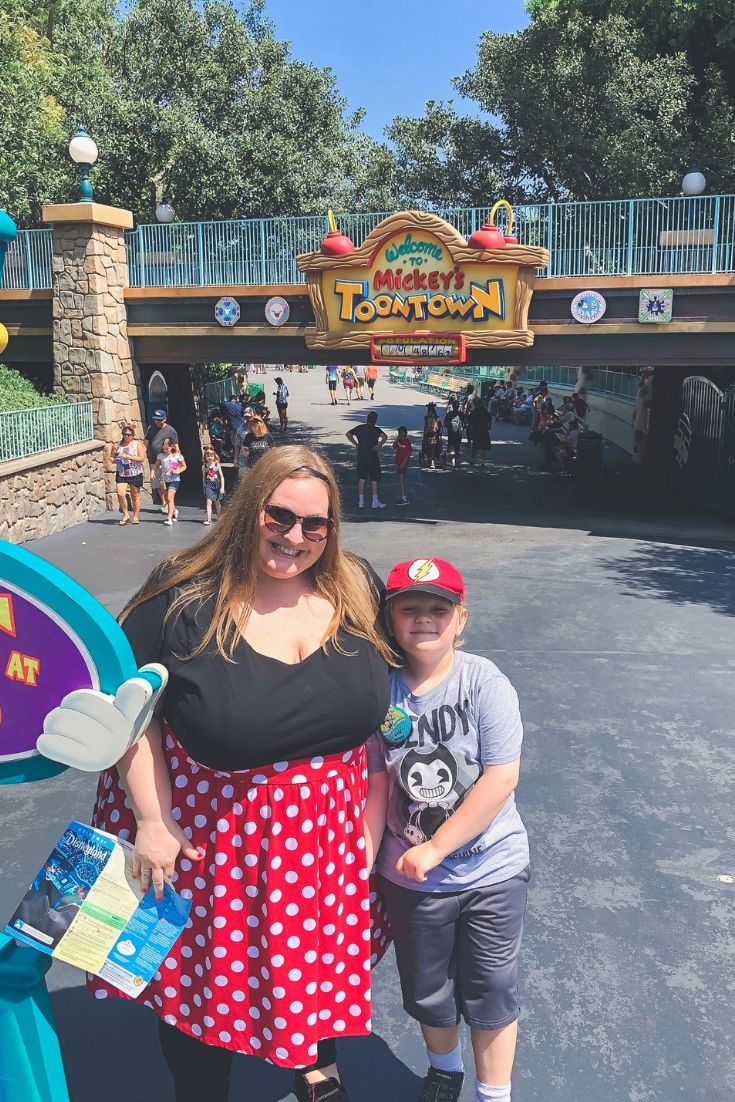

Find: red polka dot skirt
87;726;391;1068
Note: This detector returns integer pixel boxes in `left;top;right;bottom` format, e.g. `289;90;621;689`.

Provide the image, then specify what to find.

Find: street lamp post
68;127;99;202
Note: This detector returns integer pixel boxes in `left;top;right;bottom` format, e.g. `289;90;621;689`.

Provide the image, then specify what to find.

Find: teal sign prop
0;540;150;784
0;210;17;290
0;538;167;1102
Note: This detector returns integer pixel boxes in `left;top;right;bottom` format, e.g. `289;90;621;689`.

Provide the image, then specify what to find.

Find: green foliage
0;0;399;226
525;0;735;192
0;364;63;411
202;363;234;382
390;9;721;203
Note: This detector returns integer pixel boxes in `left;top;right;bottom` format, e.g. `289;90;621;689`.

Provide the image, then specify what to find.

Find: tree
0;0;399;226
390;11;703;204
526;0;735;191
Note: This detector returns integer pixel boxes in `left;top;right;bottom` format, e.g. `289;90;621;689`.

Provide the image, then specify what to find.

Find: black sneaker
293;1072;350;1102
416;1067;465;1102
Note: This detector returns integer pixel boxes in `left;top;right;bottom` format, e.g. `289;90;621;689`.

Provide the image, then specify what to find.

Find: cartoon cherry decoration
467;199;516;249
320;209;355;256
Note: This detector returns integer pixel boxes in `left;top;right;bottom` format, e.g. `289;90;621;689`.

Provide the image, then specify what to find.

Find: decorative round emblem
265;296;290;327
215;297;240;327
571;290;606;324
407;559;440;583
380;706;413;748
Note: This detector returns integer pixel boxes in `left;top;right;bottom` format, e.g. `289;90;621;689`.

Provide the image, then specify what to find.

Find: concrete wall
0;440;106;544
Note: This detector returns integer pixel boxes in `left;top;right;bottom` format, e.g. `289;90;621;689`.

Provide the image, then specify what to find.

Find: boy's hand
395;840;444;883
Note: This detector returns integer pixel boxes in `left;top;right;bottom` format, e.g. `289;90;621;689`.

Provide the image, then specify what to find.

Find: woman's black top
122;582;390;772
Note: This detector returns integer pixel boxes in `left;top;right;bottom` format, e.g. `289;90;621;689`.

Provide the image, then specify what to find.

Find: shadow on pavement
598;541;735;616
52;986;420;1102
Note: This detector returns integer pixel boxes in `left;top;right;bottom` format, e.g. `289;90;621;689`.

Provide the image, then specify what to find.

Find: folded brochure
5;820;191;997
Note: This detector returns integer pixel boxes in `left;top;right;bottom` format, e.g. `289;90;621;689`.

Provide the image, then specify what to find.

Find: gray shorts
378;865;530;1030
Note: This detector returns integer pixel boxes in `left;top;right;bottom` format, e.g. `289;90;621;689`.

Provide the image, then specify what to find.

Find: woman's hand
132;817;202;901
395;840;444;883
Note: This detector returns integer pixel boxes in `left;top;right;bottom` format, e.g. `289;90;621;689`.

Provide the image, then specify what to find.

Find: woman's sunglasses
264;504;333;543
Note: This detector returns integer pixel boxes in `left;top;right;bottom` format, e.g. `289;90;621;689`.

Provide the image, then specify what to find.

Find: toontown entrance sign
297;203;549;364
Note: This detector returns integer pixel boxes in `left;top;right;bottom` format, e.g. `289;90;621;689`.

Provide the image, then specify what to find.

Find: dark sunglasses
264;504;333;543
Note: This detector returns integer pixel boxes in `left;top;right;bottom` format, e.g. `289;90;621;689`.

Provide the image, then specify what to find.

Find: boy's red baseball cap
385;558;465;605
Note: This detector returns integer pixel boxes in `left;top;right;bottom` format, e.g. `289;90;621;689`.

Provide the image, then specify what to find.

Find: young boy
370;558;530;1102
393;426;412;504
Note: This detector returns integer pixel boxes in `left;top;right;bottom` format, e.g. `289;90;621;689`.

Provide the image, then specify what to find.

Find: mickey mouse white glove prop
36;663;168;771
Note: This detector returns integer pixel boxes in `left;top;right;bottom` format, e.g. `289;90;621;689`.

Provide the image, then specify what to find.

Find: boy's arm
396;759;520;883
363;769;389;871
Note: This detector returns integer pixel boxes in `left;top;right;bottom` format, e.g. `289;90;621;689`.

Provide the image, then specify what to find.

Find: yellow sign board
297;209;549;357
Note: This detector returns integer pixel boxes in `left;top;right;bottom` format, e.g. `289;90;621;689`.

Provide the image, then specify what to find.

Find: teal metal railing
1;229;54;290
515;365;639;400
125;194;735;289
4;194;735;291
0;401;94;463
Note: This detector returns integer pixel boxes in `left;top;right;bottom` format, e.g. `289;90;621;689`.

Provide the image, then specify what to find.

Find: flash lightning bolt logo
407;559;441;584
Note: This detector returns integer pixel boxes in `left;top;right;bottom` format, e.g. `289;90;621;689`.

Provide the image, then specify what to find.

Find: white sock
371;495;379;506
427;1042;463;1074
475;1081;510;1102
358;496;364;506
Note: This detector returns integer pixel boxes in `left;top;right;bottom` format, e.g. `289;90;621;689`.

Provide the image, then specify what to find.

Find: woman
340;365;356;404
421;404;442;469
273;376;289;432
153;439;187;525
88;446;393;1102
235;414;275;479
467;398;492;469
443;399;464;470
108;423;145;525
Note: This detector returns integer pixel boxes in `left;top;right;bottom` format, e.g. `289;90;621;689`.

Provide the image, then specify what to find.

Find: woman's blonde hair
121;445;396;665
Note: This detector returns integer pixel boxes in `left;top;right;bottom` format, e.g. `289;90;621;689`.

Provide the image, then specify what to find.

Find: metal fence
1;229;54;290
202;377;239;408
0;401;94;463
5;193;735;291
516;365;639;400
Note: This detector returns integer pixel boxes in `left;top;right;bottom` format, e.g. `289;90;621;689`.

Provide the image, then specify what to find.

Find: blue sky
263;1;530;139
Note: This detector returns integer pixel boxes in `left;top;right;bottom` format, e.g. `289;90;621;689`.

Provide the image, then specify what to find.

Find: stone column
42;202;146;507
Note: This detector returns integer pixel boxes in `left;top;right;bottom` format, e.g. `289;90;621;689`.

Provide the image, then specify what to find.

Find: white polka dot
320;981;333;992
219;1031;232;1043
275;1047;289;1060
194;814;207;828
215;976;228;987
244;854;258;866
230;867;244;880
221;784;234;798
322;953;335;965
324;924;336;936
213;916;227;928
272;985;286;998
270;921;283;935
272;954;285;967
230;898;244;911
301;819;314;833
230;930;244;942
270;889;283;903
291;1031;305;1045
285;838;298;851
303;918;316;931
251;1037;262;1049
324;893;336;906
318;1009;332;1021
195;906;207;918
215;852;227;866
288;967;302;981
260;805;272;819
217;818;230;833
285;903;299;917
333;1019;346;1032
302;885;316;899
244;821;257;835
232;990;246;1002
217;1002;229;1014
349;1003;362;1017
231;834;242;847
174;776;187;788
214;947;227;958
335;990;346;1003
273;761;288;772
304;950;317;964
301;853;315;867
306;982;317;995
271;856;282;870
286;805;299;818
249;1006;261;1019
203;1015;215;1028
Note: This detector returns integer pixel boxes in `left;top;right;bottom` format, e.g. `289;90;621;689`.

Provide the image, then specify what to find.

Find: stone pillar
42;202;146;507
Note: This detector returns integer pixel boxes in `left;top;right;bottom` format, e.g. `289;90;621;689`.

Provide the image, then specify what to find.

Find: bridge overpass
1;193;735;369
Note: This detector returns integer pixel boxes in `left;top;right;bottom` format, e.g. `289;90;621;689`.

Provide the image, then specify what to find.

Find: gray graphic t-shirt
369;651;529;892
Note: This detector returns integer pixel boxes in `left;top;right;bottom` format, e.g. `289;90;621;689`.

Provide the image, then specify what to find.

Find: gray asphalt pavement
2;368;734;1102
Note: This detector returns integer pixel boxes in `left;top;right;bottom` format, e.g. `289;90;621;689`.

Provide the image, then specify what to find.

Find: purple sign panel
0;587;95;762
